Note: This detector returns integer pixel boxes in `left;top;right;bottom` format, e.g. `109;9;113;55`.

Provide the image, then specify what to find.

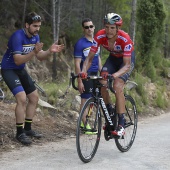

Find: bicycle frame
91;79;115;130
73;74;115;131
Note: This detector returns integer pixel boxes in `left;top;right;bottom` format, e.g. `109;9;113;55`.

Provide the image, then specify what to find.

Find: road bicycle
71;73;138;163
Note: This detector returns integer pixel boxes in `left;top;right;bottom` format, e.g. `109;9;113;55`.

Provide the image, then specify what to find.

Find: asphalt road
1;112;170;170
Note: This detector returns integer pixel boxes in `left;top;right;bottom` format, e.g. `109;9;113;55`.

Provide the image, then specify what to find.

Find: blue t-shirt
1;29;40;69
74;37;100;72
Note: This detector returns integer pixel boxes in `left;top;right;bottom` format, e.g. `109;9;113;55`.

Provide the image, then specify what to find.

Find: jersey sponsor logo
100;98;113;126
92;40;98;47
89;88;93;93
124;44;132;51
114;45;122;51
32;37;37;42
15;79;20;85
22;46;34;54
118;35;127;42
83;47;90;57
96;34;106;39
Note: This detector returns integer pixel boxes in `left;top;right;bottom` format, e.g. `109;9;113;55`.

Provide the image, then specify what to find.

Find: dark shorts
1;69;36;96
101;51;135;82
81;72;98;99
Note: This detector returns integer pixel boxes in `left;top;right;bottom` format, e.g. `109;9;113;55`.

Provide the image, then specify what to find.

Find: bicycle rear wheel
76;97;102;163
115;95;137;152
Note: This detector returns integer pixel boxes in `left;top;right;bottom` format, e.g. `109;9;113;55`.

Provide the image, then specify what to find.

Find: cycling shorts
101;51;135;82
81;72;98;99
1;69;36;96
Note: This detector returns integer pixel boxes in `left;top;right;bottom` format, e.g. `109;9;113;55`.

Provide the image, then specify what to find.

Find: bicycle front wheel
76;97;102;163
115;95;138;152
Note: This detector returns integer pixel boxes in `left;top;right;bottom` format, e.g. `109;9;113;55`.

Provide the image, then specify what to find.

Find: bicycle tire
0;88;5;100
115;94;138;152
76;97;102;163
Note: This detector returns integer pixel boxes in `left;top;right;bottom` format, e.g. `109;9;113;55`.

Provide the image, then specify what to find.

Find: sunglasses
84;25;94;29
32;15;41;21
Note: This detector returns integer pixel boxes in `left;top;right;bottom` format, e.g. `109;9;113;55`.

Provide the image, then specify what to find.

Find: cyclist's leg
1;69;27;123
80;72;97;126
80;98;88;123
112;52;135;136
26;90;39;120
100;56;116;106
1;69;32;145
114;78;126;119
18;69;38;120
116;52;135;116
19;69;42;138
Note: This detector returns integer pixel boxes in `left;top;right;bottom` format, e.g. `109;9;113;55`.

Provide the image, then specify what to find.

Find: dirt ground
0;100;77;153
0;96;170;154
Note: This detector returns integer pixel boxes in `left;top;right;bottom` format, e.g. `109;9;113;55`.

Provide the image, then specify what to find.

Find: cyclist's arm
13;42;44;65
74;58;83;84
82;51;95;73
13;51;37;66
112;56;131;78
98;55;102;72
36;42;64;61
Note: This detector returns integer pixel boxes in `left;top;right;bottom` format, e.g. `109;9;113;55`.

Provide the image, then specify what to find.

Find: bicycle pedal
120;135;124;139
110;134;120;139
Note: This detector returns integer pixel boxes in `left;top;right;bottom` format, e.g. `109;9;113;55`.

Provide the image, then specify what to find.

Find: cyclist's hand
108;74;114;80
78;81;85;94
49;41;65;53
78;72;87;79
34;42;44;54
101;72;108;80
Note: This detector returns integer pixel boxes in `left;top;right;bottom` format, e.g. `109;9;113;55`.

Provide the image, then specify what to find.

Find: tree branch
33;0;52;18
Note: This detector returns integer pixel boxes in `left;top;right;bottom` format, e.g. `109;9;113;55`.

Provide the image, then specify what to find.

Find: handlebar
70;72;115;94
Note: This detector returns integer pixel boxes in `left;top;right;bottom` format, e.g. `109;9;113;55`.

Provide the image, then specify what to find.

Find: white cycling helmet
104;13;123;26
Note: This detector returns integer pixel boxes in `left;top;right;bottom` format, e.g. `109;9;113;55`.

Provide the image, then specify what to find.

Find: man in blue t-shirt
1;12;64;145
74;18;102;129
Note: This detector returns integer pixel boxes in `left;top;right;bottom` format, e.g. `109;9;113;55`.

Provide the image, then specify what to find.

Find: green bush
145;57;157;82
155;90;168;109
133;72;148;105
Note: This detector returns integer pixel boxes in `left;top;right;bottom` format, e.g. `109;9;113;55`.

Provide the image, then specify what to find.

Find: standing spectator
74;18;102;131
1;12;64;145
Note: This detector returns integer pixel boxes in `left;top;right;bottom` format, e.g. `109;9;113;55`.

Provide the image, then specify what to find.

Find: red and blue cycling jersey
1;29;40;69
90;29;134;58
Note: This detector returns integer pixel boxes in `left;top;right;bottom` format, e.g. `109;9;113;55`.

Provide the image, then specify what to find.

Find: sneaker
84;131;97;135
111;125;125;137
24;129;43;139
80;121;91;130
80;121;97;135
16;133;32;145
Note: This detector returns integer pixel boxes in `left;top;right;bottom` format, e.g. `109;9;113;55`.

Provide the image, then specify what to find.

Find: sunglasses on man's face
32;15;41;21
84;25;94;29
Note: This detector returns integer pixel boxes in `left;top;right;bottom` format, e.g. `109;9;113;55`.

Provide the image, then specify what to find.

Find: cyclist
1;12;64;145
81;13;135;137
74;18;102;132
